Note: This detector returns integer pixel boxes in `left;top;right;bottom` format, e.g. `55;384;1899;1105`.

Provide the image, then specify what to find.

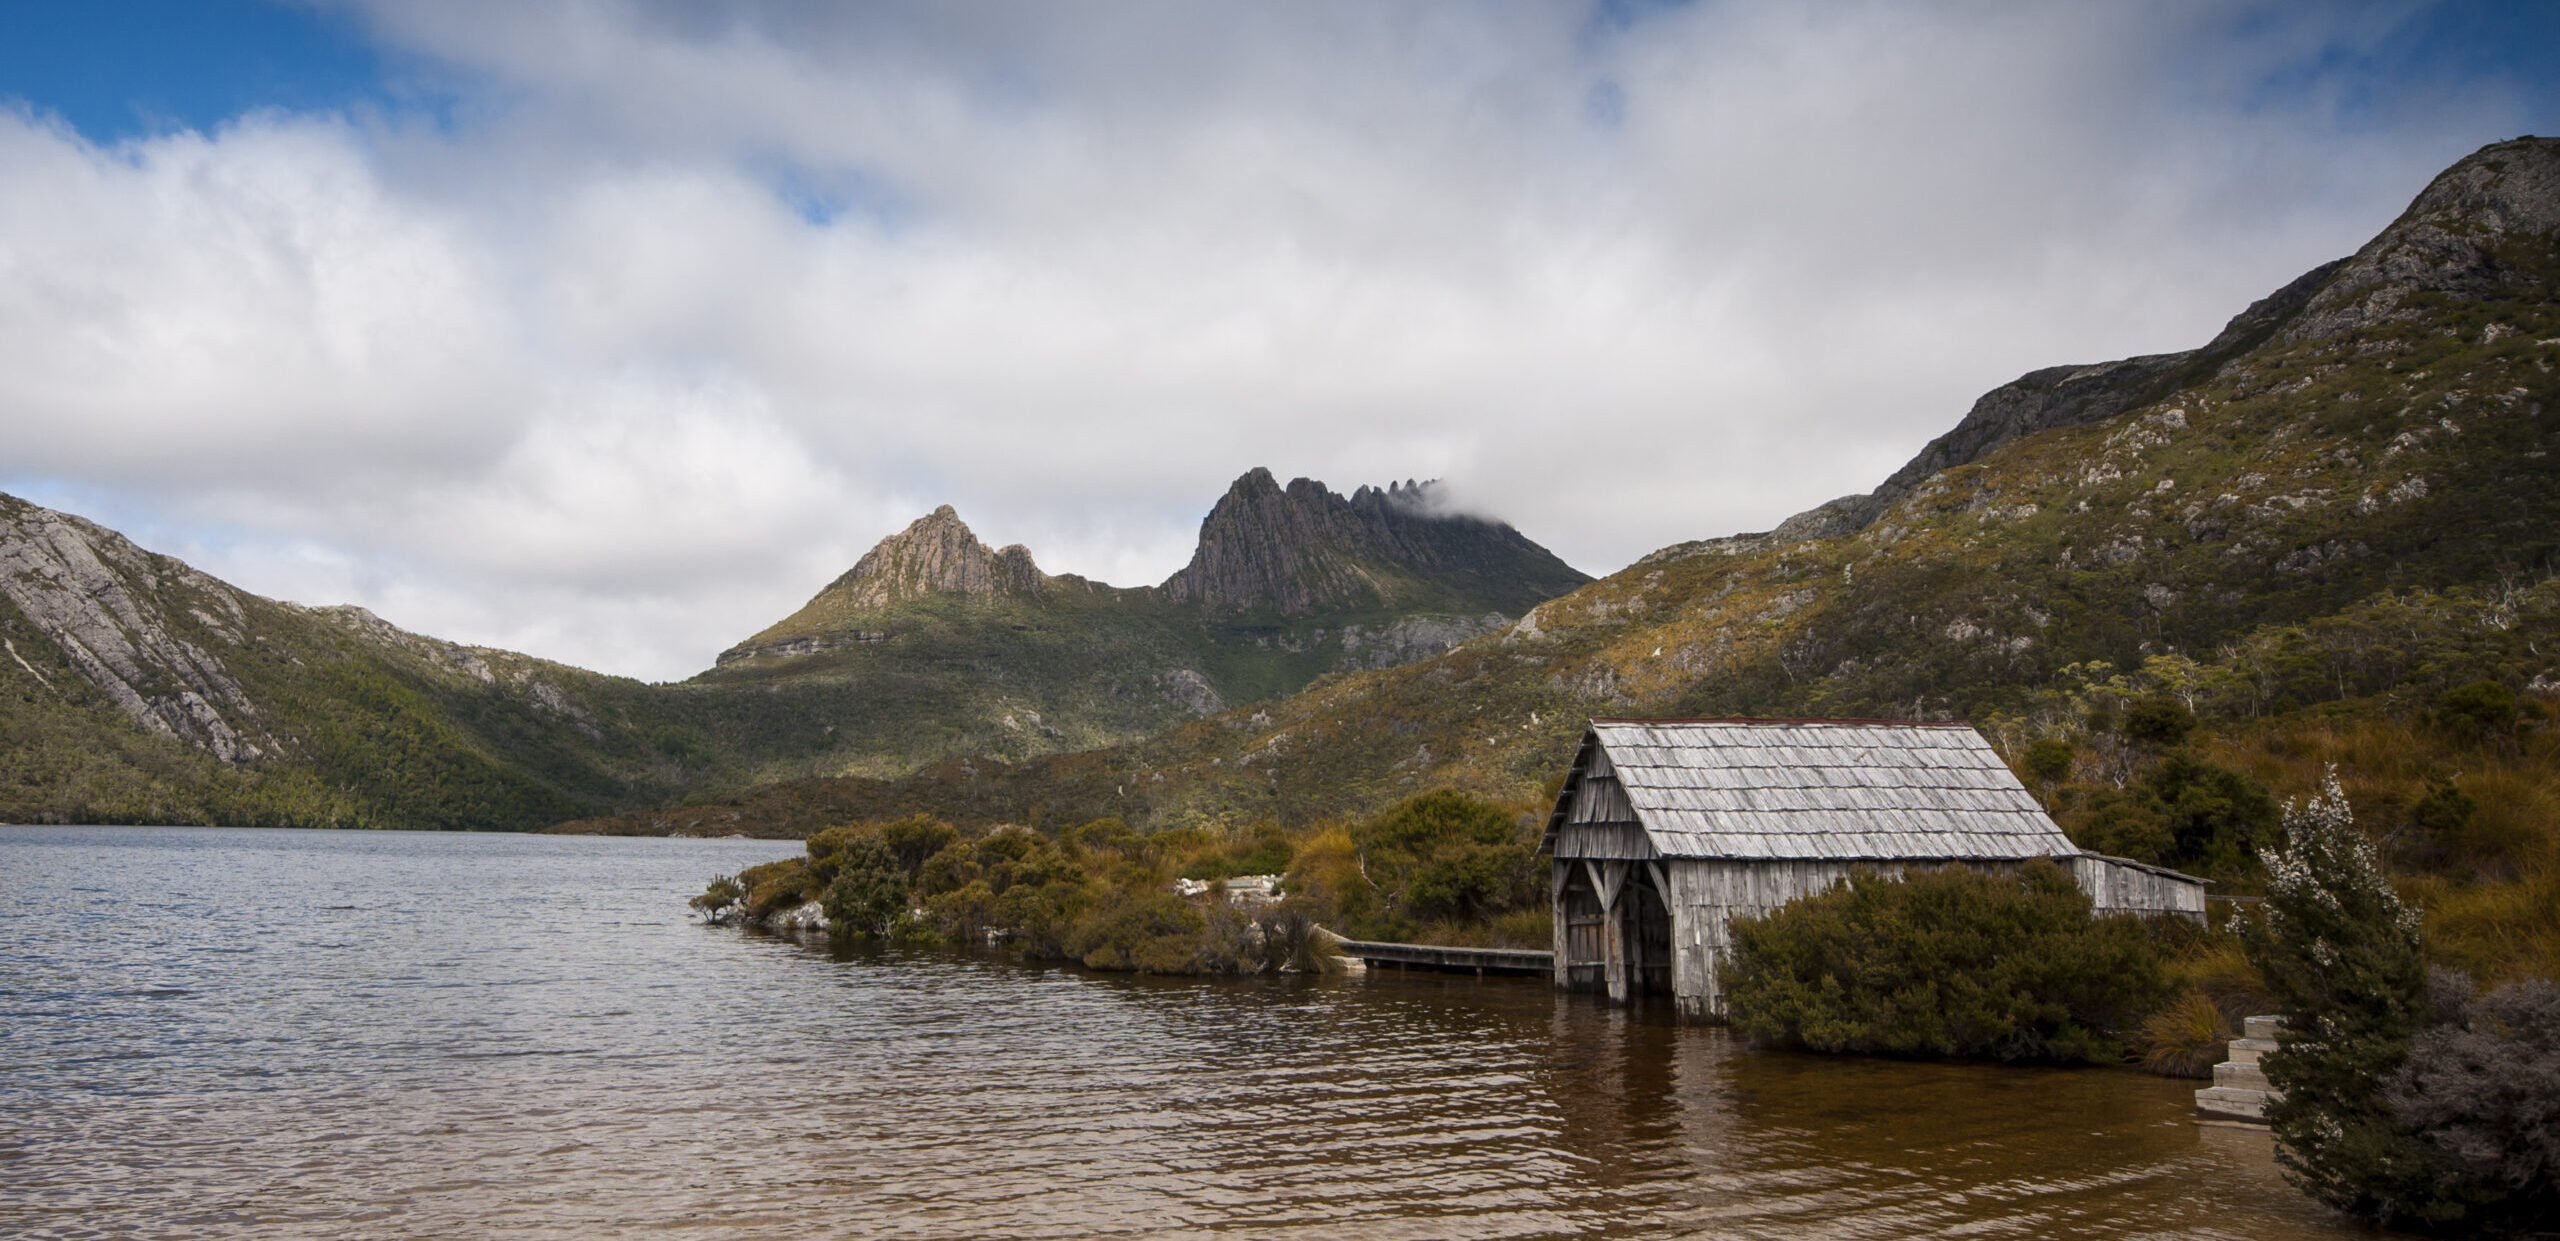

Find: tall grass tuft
2138;988;2233;1078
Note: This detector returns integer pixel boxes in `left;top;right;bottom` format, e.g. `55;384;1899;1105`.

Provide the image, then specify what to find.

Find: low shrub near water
1720;859;2172;1064
690;787;1547;973
1284;789;1548;946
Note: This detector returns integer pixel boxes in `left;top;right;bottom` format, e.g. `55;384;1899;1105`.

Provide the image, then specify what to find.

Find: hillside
0;495;691;828
580;137;2560;977
0;470;1591;827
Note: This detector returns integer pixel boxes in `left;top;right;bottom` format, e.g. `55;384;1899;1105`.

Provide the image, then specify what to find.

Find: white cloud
0;1;2540;679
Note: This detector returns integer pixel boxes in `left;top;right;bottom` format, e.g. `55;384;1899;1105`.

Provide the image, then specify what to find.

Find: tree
2062;754;2276;876
2124;694;2197;746
2022;738;2074;787
2148;753;2278;874
2239;766;2464;1230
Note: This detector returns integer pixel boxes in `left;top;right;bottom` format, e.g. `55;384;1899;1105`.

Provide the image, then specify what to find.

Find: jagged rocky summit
825;505;1049;610
1162;469;1589;617
719;468;1591;666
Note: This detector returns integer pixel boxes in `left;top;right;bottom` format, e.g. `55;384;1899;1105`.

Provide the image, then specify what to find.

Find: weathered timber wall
2065;854;2208;918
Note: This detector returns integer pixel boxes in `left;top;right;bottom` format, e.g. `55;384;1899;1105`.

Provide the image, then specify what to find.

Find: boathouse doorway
1554;860;1674;1002
1623;867;1672;999
1559;865;1606;992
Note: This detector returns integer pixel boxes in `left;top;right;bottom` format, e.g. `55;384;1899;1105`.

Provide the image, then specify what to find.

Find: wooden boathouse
1540;718;2207;1022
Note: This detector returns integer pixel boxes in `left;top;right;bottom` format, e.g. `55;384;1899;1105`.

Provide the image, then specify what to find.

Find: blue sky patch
0;0;396;140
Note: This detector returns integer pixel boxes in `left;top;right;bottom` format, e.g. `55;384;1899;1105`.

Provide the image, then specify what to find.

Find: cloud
0;1;2544;679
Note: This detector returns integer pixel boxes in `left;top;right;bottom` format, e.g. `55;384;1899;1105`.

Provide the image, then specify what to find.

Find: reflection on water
1;826;2351;1239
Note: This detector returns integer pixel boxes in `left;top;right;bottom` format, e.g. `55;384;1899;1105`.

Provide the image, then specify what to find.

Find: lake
1;825;2356;1239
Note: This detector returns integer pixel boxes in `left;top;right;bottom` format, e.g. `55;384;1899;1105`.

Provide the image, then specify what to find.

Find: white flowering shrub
2241;766;2457;1229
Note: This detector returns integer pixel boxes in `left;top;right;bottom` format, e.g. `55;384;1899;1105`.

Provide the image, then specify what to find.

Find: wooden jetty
1326;934;1553;977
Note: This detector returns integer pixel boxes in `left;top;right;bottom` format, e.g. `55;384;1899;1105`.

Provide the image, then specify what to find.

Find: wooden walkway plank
1323;931;1555;976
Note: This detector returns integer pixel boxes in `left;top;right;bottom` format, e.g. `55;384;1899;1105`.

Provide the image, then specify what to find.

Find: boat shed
1540;718;2207;1022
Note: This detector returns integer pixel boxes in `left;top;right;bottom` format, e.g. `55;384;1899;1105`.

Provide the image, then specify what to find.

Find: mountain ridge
0;464;1598;825
725;468;1590;667
574;136;2560;873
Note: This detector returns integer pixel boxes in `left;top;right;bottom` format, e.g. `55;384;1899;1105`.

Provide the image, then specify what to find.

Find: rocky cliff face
1783;136;2560;542
0;496;267;761
1160;469;1590;616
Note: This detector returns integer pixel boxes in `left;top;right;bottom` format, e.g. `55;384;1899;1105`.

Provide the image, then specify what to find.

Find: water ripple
2;825;2353;1239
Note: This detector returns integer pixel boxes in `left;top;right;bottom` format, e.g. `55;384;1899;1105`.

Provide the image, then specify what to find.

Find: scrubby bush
2023;737;2075;787
1720;859;2170;1064
2385;977;2560;1234
1184;820;1295;879
690;873;746;916
880;814;961;873
2061;753;2276;877
1068;891;1208;972
700;798;1527;973
2138;988;2234;1078
2150;754;2279;874
2437;680;2520;738
736;857;817;921
820;833;908;940
2399;779;2487;875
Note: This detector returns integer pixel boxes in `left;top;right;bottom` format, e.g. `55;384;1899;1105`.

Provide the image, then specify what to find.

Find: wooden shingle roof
1541;718;2080;861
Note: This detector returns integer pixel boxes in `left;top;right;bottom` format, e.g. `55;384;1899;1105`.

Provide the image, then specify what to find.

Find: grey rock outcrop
0;496;265;761
2282;135;2560;342
765;900;828;934
1334;612;1510;671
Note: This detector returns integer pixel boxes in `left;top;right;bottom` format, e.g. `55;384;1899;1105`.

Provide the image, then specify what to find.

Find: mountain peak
1160;468;1588;616
2282;135;2560;342
828;506;1046;613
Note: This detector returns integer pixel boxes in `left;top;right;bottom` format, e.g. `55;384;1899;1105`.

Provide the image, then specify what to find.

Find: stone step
2244;1015;2284;1040
2215;1061;2271;1091
2195;1085;2279;1123
2225;1037;2279;1064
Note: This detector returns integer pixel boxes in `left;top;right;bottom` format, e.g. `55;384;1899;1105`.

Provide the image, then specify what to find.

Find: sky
1;1;2553;682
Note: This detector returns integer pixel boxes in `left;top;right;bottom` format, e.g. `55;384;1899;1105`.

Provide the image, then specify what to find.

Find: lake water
1;825;2356;1239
